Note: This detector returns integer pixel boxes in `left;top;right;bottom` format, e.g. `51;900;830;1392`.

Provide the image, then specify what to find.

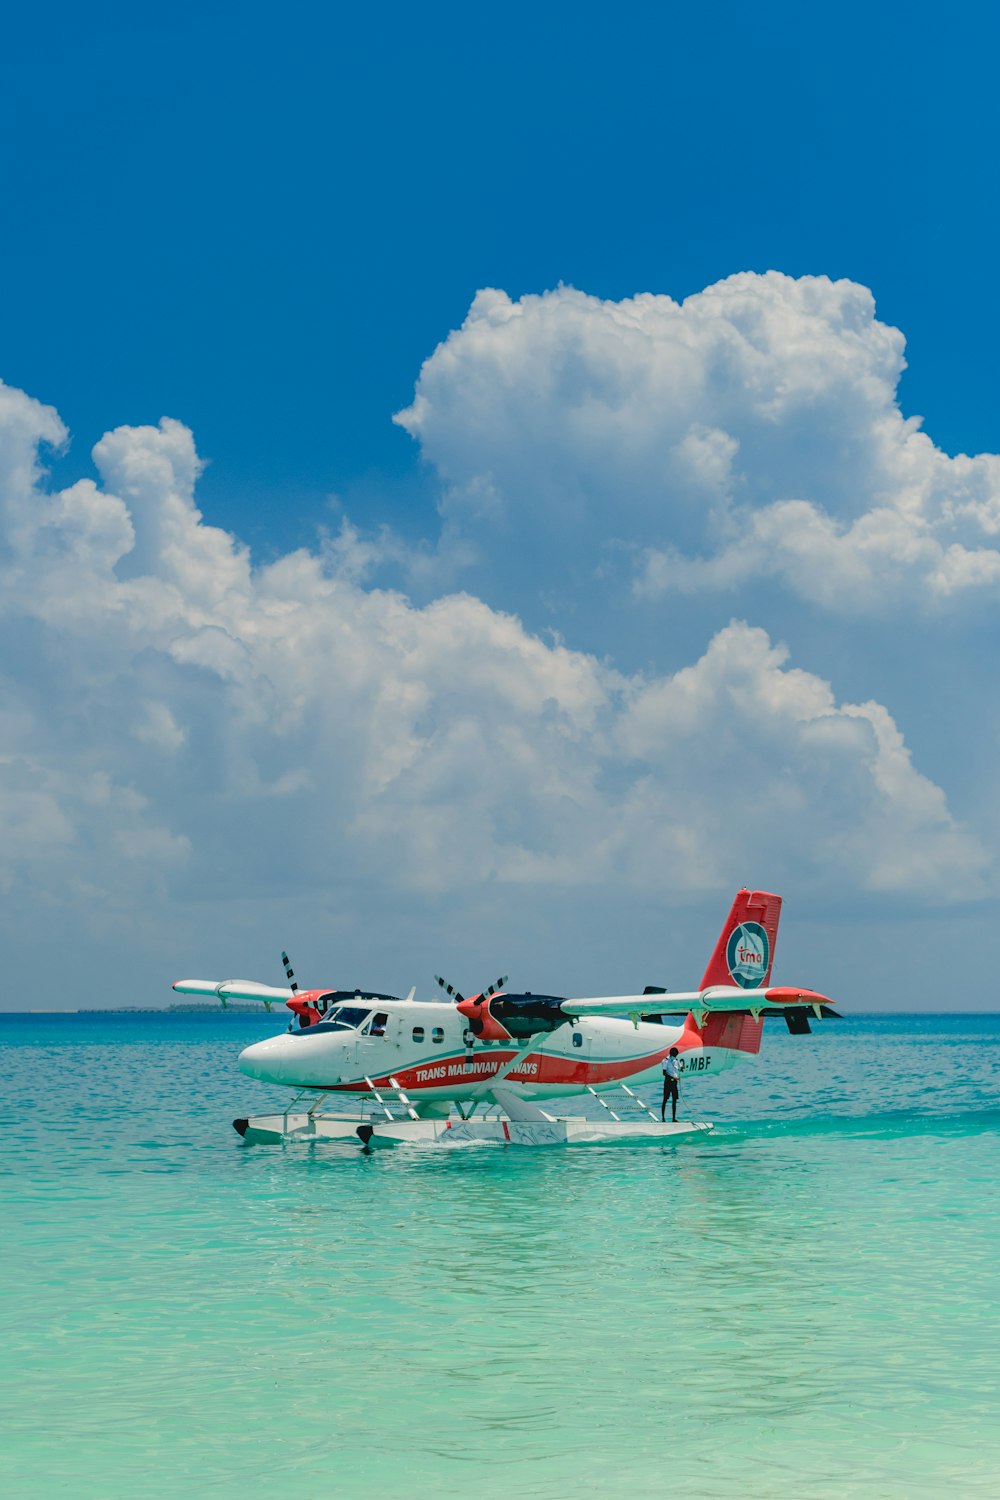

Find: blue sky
4;0;999;530
1;1;999;1008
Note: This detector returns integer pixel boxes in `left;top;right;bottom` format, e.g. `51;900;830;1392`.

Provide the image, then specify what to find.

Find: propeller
280;949;323;1026
434;974;465;1004
434;973;508;1003
435;974;508;1068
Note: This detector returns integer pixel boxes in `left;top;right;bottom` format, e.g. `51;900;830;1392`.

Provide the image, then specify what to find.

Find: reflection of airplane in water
173;889;839;1149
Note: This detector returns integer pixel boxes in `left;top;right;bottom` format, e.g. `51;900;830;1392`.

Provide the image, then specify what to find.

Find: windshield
290;1005;373;1037
289;1005;373;1037
327;1006;372;1029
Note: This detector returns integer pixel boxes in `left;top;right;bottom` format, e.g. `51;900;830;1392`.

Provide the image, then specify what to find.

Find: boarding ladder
585;1083;660;1121
363;1074;419;1122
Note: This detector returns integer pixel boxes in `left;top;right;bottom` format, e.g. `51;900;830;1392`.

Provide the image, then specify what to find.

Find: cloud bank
396;273;1000;611
0;345;990;1005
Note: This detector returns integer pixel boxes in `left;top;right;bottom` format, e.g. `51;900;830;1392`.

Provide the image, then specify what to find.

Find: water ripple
1;1010;998;1498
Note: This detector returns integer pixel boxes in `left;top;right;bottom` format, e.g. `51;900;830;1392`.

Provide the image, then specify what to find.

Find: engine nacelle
457;992;571;1042
286;991;324;1027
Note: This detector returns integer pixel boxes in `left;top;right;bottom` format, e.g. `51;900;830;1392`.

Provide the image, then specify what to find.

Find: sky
1;1;999;1010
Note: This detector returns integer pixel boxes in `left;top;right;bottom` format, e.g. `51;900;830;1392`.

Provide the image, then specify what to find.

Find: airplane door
567;1023;592;1087
356;1010;391;1079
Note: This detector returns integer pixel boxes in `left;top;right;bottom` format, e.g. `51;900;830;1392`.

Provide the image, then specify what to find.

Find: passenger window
432;1027;444;1044
412;1027;425;1043
572;1032;583;1048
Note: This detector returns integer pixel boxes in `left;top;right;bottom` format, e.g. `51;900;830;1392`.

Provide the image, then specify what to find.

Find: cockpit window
316;990;400;1009
291;1005;372;1036
327;1006;371;1029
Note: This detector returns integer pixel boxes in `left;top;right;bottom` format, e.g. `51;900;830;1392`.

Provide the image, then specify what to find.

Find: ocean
1;1010;998;1499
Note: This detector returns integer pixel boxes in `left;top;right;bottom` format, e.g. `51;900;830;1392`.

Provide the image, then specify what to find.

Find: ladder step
363;1075;395;1120
618;1082;659;1121
389;1076;419;1121
586;1085;621;1121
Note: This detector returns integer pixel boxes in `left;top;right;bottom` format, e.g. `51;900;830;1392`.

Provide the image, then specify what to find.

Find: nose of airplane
238;1035;300;1084
238;1030;347;1088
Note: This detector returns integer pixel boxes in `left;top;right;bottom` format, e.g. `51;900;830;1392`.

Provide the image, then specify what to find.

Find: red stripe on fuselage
321;1045;673;1095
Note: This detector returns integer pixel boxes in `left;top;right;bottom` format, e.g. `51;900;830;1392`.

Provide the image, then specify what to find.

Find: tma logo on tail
726;922;769;988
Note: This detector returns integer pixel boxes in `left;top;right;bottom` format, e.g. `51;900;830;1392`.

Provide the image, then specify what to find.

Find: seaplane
172;889;839;1149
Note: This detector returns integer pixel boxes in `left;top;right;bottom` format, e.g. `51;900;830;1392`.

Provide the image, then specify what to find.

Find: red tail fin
699;889;782;991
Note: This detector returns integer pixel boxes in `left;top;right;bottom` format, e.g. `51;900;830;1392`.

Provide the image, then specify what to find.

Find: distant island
75;1004;272;1014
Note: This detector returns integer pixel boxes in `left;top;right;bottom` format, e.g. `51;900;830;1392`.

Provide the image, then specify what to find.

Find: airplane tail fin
699;889;782;992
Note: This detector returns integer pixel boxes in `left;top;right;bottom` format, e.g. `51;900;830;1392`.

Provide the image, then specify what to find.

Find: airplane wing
563;985;835;1018
172;979;295;1003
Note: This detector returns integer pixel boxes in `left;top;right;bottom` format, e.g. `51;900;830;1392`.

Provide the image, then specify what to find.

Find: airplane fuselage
237;999;743;1102
175;888;834;1129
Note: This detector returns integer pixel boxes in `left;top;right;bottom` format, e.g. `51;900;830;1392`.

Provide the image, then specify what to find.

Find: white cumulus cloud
395;273;1000;612
0;372;990;1005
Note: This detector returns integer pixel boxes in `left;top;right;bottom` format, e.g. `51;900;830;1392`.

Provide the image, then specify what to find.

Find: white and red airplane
173;889;839;1147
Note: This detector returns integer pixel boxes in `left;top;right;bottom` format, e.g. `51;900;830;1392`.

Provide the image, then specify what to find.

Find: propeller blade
484;975;509;998
435;975;466;1004
281;951;299;993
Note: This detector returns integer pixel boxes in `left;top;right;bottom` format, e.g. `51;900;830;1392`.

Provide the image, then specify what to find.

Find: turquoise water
2;1011;998;1499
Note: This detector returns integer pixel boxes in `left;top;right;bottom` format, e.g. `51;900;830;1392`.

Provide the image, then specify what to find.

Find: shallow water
2;1011;998;1498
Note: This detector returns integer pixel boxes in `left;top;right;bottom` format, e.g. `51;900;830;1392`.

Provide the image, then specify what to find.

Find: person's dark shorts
662;1076;678;1097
